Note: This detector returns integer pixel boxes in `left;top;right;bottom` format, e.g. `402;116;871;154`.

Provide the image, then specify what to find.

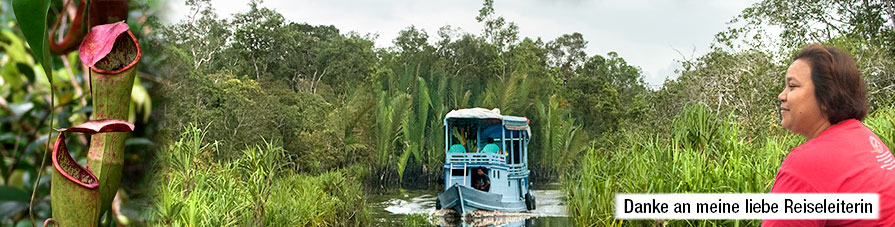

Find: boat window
471;167;491;191
451;169;465;176
450;124;477;153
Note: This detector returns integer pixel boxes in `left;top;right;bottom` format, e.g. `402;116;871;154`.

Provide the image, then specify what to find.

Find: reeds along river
369;183;571;226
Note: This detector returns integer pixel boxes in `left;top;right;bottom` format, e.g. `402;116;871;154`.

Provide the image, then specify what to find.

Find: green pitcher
47;132;99;227
46;120;134;227
84;25;141;219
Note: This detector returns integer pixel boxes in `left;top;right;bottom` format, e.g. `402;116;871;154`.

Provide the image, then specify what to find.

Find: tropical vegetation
139;0;895;226
158;0;645;191
153;0;649;225
151;124;370;226
564;0;895;226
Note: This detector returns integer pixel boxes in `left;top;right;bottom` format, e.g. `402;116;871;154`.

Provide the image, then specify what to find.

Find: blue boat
436;108;536;215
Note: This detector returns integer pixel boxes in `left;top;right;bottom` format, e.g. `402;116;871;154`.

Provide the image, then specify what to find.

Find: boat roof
445;108;531;136
444;108;527;123
445;108;502;120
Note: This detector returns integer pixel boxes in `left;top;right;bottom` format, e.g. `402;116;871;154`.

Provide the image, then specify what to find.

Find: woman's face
777;59;828;138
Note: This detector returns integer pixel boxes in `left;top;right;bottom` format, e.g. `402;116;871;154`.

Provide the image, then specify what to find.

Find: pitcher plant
12;0;138;224
46;120;134;227
78;21;142;222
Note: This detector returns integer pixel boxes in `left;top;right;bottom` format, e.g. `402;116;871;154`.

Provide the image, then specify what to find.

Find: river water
369;183;571;226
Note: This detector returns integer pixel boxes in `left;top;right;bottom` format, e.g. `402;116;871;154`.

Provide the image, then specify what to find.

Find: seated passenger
473;167;491;191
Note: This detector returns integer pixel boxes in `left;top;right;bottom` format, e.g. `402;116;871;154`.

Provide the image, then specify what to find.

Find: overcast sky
162;0;759;88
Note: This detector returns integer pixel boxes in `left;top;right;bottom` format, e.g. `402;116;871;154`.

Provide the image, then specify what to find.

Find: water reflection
434;210;571;227
371;185;569;226
454;217;571;227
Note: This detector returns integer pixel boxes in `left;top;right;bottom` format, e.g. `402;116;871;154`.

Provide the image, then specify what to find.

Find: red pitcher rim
52;133;100;189
90;30;142;75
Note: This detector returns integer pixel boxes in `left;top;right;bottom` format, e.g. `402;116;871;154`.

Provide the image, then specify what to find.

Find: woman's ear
818;103;830;123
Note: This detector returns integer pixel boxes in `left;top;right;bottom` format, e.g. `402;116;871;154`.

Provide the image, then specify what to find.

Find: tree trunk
888;0;895;27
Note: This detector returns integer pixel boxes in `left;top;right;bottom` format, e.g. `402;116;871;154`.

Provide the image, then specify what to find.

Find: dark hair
795;44;867;124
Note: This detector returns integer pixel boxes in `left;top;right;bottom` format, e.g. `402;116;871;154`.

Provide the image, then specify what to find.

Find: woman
764;44;895;226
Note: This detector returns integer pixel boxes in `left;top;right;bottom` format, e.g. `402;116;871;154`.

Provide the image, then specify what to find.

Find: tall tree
717;0;895;53
476;0;519;52
161;0;231;73
565;52;649;136
547;33;588;86
229;0;286;80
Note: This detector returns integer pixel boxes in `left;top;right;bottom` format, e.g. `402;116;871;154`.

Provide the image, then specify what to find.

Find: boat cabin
438;108;535;213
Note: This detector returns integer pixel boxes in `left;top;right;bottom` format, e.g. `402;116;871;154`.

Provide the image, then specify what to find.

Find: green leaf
1;64;25;89
0;30;30;64
7;102;33;116
11;0;53;78
0;186;29;202
125;138;153;147
0;201;27;219
131;77;152;122
396;148;411;180
0;186;30;218
0;157;6;187
15;62;35;83
14;219;35;227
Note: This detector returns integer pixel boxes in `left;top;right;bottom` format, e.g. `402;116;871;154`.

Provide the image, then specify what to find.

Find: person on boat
472;167;490;192
764;44;895;226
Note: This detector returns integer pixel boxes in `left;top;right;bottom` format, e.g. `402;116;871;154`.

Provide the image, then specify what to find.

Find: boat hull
437;184;527;215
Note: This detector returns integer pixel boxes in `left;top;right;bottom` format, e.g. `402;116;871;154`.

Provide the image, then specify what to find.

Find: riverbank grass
564;105;895;226
151;124;370;226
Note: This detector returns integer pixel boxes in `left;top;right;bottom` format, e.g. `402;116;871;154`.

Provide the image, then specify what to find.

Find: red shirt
764;119;895;226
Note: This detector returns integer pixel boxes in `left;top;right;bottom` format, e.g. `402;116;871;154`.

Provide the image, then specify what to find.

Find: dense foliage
564;0;895;226
153;0;894;226
566;106;895;226
565;104;795;226
151;124;370;226
159;0;648;189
